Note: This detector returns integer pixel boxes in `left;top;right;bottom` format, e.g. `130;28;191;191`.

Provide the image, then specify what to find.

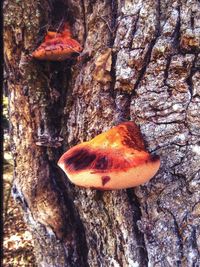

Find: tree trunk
4;0;200;266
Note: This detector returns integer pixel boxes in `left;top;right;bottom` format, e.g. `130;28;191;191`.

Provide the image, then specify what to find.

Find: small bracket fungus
35;135;63;148
32;23;83;61
58;122;160;190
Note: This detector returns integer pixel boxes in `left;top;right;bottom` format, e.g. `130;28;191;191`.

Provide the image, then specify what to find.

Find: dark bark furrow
126;189;149;267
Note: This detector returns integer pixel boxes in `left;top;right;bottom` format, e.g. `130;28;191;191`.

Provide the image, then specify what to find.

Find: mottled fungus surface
58;122;160;190
32;23;82;61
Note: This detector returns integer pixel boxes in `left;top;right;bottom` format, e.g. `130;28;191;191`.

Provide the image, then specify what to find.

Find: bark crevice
127;189;149;267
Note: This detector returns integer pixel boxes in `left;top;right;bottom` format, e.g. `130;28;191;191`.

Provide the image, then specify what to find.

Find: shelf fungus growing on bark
32;23;82;61
58;122;160;190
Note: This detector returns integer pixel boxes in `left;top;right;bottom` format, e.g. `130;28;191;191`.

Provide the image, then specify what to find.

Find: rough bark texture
1;0;3;264
4;0;200;266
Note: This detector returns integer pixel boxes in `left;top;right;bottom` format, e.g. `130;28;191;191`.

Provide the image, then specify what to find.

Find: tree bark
4;0;200;266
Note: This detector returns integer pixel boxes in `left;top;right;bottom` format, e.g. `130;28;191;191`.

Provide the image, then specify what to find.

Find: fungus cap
58;122;160;190
32;24;82;61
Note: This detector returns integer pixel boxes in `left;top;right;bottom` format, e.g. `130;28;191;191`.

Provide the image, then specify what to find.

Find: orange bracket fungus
58;122;160;190
32;23;83;61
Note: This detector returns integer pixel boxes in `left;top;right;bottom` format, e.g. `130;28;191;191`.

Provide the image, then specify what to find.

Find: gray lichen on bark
4;0;200;266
